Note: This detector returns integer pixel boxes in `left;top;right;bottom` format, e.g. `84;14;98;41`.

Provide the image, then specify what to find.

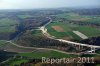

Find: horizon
0;0;100;9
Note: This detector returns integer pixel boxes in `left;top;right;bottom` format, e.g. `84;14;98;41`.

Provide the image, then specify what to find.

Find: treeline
15;31;77;52
80;36;100;46
0;51;16;62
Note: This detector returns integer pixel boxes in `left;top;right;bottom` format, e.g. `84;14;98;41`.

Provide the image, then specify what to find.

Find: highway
0;17;100;54
39;17;100;49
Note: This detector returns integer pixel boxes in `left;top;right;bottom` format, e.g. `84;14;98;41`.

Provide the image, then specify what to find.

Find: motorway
39;17;100;49
0;17;100;54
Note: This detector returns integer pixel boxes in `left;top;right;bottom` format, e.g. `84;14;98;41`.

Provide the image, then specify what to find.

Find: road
0;40;80;55
0;17;100;54
39;17;100;49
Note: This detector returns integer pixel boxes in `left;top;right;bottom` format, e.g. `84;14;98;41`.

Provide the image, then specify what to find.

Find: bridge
39;17;100;53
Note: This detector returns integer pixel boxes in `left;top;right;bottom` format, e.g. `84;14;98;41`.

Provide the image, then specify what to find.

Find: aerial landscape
0;0;100;66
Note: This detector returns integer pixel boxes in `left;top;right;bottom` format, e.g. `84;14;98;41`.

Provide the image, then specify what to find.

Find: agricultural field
0;18;18;33
5;58;28;66
46;21;81;41
74;25;100;37
52;26;64;32
57;13;100;24
0;17;19;40
0;40;78;58
32;30;44;37
0;8;100;66
0;40;35;53
47;12;100;41
17;14;34;19
0;41;79;66
46;21;100;41
18;50;78;59
1;50;78;66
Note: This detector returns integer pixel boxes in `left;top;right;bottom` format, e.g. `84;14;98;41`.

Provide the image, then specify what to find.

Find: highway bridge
39;17;100;53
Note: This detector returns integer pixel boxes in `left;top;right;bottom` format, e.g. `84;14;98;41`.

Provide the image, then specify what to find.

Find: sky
0;0;100;9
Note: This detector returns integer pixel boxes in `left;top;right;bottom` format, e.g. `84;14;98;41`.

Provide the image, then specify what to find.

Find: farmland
57;13;100;24
0;8;100;66
46;22;82;41
1;50;78;66
0;18;18;33
0;40;35;53
47;12;100;41
0;40;79;66
17;14;34;19
19;50;78;59
46;21;100;41
32;30;44;37
5;58;28;66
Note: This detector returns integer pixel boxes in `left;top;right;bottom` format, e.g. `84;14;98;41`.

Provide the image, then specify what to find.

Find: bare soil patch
52;26;64;32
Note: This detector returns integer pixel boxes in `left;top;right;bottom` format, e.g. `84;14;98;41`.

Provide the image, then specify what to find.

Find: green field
19;51;78;59
57;13;100;24
18;14;33;19
96;64;100;66
0;26;16;33
46;21;82;41
0;18;18;33
32;30;44;37
74;26;100;37
5;50;78;66
96;50;100;54
0;41;78;66
46;21;100;41
0;40;78;58
6;58;28;66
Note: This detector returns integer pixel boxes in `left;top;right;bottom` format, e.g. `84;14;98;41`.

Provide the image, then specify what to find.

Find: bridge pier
78;45;81;50
77;45;84;51
91;47;96;53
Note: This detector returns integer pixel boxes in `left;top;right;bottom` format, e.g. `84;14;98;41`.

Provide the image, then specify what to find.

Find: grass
96;64;100;66
0;40;78;59
74;25;100;37
32;30;43;37
18;14;33;19
6;58;28;66
46;21;100;41
0;18;18;26
0;26;16;33
0;41;78;65
5;50;78;66
96;50;100;54
0;18;18;33
0;40;35;53
46;21;82;41
19;51;78;59
57;13;100;24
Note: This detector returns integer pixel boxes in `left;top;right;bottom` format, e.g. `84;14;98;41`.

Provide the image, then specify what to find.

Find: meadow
19;50;78;59
0;18;18;33
46;21;100;41
57;13;100;24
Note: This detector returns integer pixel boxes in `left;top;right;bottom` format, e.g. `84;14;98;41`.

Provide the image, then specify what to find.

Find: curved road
0;17;100;55
0;40;80;55
40;17;100;49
